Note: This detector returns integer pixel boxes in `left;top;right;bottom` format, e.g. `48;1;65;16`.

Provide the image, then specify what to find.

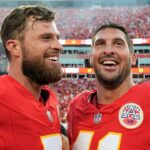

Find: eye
40;36;50;42
114;39;125;47
116;41;122;45
42;35;51;40
94;39;105;47
40;33;53;41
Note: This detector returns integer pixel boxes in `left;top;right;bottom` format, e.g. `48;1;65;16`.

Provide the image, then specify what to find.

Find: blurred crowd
56;6;150;39
51;78;96;122
0;6;150;39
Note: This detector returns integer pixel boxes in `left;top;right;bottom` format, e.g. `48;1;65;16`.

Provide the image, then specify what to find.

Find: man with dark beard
0;5;69;150
67;23;150;150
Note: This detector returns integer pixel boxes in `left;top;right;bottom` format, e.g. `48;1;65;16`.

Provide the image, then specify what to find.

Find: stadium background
0;0;150;123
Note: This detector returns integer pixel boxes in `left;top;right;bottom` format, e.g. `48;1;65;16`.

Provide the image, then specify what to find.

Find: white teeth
103;61;116;65
48;56;58;61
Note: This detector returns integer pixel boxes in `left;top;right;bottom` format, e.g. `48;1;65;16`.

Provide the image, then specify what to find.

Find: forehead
94;28;127;42
25;19;59;35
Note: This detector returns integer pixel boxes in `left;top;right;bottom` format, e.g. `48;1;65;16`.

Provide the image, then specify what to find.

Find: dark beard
94;59;131;90
22;56;63;85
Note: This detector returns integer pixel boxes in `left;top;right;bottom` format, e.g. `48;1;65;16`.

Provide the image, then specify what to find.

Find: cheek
119;51;130;60
92;50;100;58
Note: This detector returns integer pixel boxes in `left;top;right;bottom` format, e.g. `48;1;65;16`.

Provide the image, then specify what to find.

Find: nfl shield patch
94;113;102;124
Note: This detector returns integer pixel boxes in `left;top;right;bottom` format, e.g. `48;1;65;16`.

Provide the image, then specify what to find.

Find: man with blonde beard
0;5;68;150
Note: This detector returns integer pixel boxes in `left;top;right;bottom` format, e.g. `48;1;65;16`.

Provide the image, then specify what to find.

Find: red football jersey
0;75;62;150
67;81;150;150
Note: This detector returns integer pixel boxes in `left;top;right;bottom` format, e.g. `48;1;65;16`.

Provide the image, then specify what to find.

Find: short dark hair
92;23;134;53
1;5;55;60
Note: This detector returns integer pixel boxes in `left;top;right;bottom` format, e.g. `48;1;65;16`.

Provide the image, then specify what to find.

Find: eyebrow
94;38;105;43
39;33;60;39
113;37;125;42
113;38;126;45
95;37;126;43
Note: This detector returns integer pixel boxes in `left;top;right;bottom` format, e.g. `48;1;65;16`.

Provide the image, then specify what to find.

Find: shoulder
134;81;150;91
126;81;150;99
0;75;18;88
0;75;10;93
0;75;8;83
125;81;150;107
139;80;150;87
69;90;96;109
71;90;94;102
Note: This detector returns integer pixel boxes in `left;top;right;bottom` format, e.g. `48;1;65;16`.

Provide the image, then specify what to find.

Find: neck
9;65;41;100
96;75;135;104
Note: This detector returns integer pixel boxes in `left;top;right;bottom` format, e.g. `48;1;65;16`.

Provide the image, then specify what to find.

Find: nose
103;49;114;55
103;45;115;55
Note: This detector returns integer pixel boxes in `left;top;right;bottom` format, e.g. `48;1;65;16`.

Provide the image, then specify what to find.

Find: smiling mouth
47;56;59;63
102;60;119;67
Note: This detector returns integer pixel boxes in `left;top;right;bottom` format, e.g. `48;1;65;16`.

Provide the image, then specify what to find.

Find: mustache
98;53;120;63
44;50;60;56
100;53;117;59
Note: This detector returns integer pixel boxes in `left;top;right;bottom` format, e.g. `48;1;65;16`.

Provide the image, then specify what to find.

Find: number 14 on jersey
73;131;122;150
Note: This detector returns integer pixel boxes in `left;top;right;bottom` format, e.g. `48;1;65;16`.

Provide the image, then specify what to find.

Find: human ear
6;39;21;57
131;53;136;66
